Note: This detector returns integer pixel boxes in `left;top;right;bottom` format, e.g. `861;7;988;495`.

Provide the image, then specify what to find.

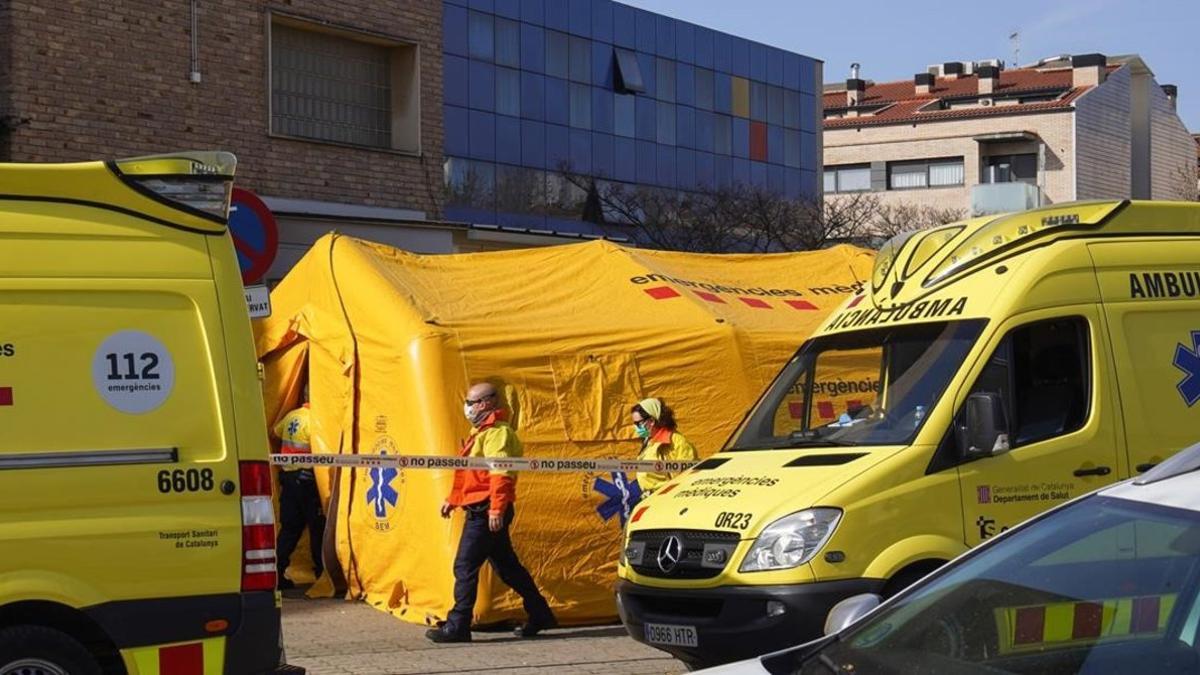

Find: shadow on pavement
471;625;632;643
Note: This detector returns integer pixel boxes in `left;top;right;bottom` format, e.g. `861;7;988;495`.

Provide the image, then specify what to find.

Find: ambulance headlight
740;508;841;572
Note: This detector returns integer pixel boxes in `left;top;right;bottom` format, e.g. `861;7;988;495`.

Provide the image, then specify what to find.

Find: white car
699;441;1200;674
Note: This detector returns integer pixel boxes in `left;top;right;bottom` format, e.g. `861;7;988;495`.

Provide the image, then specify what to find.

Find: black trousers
277;469;326;579
444;504;554;635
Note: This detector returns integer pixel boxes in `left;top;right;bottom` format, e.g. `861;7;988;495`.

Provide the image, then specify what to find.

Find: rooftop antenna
1009;30;1020;68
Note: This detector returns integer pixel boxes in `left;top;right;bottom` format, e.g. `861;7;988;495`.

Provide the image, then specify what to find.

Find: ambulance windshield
728;320;985;450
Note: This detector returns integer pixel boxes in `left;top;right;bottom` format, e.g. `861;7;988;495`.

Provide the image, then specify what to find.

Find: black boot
513;614;558;638
425;625;472;643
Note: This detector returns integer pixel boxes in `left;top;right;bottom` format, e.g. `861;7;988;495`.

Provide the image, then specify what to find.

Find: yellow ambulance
0;153;300;674
617;200;1200;668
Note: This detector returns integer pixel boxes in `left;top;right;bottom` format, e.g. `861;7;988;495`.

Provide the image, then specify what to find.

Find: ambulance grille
629;529;741;579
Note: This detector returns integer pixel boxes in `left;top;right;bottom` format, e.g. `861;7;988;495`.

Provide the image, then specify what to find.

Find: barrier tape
270;453;697;474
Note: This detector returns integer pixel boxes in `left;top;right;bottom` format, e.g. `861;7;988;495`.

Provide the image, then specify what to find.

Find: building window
823;164;871;193
270;19;420;153
614;49;645;94
569;83;591;129
657;101;676;144
768;86;784;126
714;114;732;155
750;81;767;122
614;93;636;137
657;58;675;103
545;172;587;219
929;159;965;186
468;11;494;61
982;154;1037;185
445;157;496;209
569;36;591;84
695;68;714;111
731;76;750;118
496;164;546;216
545;30;569;79
888;158;964;189
783;90;800;129
495;17;520;68
889;162;927;189
496;67;520;117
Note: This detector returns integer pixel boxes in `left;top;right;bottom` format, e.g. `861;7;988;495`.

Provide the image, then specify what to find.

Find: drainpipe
1037;141;1046;206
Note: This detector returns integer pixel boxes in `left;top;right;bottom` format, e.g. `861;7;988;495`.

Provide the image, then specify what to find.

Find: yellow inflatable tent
256;234;873;627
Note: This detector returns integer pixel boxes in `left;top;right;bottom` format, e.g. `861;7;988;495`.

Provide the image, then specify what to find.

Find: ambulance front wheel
0;625;102;675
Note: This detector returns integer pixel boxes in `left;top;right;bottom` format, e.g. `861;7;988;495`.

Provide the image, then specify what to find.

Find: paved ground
281;593;687;675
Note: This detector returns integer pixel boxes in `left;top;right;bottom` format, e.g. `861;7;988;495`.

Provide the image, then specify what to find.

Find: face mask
464;403;475;421
634;424;651;440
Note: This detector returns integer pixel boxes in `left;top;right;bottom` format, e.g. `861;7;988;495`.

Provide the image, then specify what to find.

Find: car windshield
785;496;1200;675
727;320;985;450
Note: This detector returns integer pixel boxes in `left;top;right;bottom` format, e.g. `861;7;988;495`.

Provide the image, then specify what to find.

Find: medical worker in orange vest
273;386;324;590
631;397;698;495
426;382;557;643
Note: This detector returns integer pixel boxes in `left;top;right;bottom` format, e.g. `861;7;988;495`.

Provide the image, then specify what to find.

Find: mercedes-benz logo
657;535;683;574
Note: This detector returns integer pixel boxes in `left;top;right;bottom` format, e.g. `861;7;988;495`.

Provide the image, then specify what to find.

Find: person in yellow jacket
272;387;324;590
631;397;697;495
427;382;556;643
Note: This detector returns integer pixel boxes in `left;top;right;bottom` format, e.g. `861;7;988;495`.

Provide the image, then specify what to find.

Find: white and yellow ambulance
617;200;1200;668
0;153;300;674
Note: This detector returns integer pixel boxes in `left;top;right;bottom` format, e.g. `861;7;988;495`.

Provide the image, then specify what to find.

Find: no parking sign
229;187;278;285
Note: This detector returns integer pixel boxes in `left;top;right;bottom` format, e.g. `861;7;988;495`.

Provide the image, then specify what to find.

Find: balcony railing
971;182;1044;216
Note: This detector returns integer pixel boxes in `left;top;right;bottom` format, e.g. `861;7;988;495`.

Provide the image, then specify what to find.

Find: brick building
822;54;1197;219
0;1;826;278
0;1;456;279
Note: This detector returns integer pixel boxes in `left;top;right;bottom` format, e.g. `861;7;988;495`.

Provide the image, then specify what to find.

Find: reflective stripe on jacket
273;404;311;471
447;412;521;516
637;427;697;493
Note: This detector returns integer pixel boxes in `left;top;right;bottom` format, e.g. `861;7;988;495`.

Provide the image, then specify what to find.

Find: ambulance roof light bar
109;151;237;222
922;201;1125;289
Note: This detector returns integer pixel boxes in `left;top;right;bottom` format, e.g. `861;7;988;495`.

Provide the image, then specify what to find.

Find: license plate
644;622;698;647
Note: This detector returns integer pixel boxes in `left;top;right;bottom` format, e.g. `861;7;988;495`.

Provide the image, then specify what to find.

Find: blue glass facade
443;0;821;234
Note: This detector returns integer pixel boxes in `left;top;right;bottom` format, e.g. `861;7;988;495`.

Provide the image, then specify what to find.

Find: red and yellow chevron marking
122;638;224;675
996;594;1177;654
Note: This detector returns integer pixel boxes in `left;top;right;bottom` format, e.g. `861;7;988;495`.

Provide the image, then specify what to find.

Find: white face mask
464;403;475;420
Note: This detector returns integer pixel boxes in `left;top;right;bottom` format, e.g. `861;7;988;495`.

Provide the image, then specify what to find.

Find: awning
973;131;1042;143
466;222;633;245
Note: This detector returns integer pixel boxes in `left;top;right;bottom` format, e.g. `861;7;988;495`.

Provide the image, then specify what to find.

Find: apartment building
823;54;1197;218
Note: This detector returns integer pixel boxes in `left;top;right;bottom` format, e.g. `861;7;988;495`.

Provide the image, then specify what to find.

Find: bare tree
788;193;883;249
1171;163;1199;201
560;168;888;253
870;202;966;242
560;172;758;252
556;164;968;252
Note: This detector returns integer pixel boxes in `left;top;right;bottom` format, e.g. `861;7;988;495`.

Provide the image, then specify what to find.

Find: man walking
273;386;324;590
426;382;557;643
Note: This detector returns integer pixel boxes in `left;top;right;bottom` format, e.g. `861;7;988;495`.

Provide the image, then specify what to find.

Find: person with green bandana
630;397;697;496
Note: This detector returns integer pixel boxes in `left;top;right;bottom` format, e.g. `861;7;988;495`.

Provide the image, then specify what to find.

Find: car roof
1101;440;1200;512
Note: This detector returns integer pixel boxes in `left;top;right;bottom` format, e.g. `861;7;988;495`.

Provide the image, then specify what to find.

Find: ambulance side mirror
958;392;1010;458
824;593;882;635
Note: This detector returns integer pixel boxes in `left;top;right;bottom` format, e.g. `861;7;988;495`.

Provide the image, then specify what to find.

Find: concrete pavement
281;594;687;675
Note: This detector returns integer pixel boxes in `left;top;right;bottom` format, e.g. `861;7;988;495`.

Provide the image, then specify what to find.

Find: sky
622;0;1200;131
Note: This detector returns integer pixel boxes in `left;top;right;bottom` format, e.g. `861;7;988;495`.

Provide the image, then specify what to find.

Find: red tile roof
823;66;1120;129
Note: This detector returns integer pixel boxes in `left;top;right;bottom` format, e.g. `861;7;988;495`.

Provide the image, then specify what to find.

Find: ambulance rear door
0;200;244;609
